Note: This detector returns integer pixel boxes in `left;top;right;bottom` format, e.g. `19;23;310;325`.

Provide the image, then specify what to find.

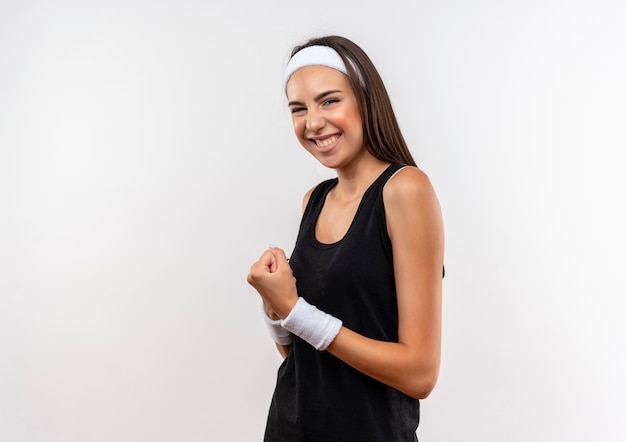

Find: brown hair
289;35;417;167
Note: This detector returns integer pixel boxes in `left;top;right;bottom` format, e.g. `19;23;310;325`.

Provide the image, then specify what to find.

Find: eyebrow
288;90;342;107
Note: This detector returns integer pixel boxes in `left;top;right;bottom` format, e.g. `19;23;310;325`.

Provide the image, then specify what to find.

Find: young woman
247;35;444;442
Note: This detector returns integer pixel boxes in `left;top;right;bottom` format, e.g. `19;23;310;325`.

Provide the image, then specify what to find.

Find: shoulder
382;166;442;240
383;166;437;208
301;185;316;214
301;177;337;214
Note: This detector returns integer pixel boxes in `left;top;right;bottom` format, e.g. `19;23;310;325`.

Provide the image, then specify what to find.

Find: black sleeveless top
264;164;420;442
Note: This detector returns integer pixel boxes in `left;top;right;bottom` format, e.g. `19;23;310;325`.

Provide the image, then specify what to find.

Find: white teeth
315;135;338;147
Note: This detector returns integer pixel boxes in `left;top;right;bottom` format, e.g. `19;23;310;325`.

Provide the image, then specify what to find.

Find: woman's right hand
247;247;299;320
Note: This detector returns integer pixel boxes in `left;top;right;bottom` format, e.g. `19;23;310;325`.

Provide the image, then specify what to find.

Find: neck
333;154;390;200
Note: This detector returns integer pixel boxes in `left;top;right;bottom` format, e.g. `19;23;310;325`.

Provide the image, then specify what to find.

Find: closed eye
322;98;340;106
290;106;306;114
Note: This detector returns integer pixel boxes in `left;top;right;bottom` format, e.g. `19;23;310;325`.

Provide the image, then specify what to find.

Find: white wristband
261;306;293;345
281;297;342;351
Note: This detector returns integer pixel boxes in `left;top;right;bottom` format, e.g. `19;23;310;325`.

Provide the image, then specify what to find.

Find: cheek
292;119;312;150
340;100;363;130
292;118;305;138
350;105;362;124
345;109;364;138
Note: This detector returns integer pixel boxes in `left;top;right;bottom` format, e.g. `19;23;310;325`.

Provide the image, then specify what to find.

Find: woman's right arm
270;186;316;359
264;301;292;359
275;343;290;358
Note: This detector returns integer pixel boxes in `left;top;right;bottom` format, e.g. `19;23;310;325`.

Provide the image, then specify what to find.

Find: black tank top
264;164;420;442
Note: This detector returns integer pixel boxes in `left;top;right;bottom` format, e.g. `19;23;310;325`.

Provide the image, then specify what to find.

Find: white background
1;0;625;440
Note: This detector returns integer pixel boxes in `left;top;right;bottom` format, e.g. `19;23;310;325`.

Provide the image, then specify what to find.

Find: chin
316;157;344;170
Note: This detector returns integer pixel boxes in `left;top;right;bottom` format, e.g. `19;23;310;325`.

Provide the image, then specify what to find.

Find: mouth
311;134;340;148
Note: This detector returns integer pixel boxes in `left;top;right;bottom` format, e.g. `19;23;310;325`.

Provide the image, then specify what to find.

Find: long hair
289;36;417;167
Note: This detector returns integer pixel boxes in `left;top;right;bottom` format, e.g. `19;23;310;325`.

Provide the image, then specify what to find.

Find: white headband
283;45;362;90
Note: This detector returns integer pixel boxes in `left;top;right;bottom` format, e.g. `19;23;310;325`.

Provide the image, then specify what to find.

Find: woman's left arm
326;167;444;399
247;167;443;399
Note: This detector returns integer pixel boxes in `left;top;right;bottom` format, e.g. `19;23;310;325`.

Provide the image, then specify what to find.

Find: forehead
286;65;352;100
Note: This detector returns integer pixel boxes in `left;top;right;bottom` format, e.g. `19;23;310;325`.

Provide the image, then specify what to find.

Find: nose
305;109;325;132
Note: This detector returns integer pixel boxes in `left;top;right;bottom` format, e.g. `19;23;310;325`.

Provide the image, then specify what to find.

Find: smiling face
286;65;367;170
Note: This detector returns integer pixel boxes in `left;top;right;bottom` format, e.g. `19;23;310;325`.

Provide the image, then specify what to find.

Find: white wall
1;1;624;440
